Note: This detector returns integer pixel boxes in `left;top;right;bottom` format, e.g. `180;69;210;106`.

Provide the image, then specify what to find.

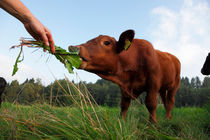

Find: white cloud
0;53;51;85
150;0;210;79
152;7;178;41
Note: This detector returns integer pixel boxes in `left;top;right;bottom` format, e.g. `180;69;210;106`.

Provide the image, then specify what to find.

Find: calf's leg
120;95;131;119
145;91;158;123
160;90;167;108
160;90;170;118
165;88;178;119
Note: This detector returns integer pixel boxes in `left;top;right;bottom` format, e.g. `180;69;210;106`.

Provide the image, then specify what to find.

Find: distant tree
18;82;36;104
202;77;210;88
195;76;201;89
87;79;121;107
43;79;77;106
190;77;196;88
2;76;210;108
4;80;19;102
28;78;35;84
176;77;197;107
182;77;190;87
34;78;44;102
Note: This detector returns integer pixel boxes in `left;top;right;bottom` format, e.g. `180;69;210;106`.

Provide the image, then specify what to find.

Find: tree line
1;76;210;107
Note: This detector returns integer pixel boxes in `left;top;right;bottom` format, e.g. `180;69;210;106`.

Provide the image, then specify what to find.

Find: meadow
0;103;209;139
0;81;210;140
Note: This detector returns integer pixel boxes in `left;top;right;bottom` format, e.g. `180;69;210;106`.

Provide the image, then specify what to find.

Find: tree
190;77;196;88
182;77;190;87
195;76;201;89
4;80;19;102
202;77;210;88
2;76;210;108
87;79;121;107
18;82;36;104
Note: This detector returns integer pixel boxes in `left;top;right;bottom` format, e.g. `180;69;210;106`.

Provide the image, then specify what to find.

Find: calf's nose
68;45;81;52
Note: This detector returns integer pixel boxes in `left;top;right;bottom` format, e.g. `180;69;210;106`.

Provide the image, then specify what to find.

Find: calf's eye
104;41;110;46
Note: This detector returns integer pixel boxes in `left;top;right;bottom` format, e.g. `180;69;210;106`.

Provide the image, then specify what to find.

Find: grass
0;103;209;140
0;81;210;140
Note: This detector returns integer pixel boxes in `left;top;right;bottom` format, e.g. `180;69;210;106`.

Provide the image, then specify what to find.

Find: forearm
0;0;35;23
0;0;55;52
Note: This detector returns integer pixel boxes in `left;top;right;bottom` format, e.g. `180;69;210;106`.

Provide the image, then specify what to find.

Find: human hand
0;0;55;53
23;17;55;53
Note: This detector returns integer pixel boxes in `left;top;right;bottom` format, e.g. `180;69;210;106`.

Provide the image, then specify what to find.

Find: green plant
1;80;210;139
11;38;81;76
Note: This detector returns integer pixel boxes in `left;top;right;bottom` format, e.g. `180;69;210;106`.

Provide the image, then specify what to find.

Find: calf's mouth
78;54;89;69
80;56;88;62
68;45;89;69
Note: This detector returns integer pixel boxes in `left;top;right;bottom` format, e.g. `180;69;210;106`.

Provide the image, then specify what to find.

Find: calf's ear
117;30;135;53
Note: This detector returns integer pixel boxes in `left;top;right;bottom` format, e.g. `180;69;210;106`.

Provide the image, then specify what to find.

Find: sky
0;0;210;85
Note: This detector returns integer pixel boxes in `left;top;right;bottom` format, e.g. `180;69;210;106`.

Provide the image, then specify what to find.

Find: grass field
0;81;210;140
0;102;209;140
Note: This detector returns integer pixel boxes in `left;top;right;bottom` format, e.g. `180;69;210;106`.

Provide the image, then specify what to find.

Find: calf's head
201;53;210;75
69;30;135;74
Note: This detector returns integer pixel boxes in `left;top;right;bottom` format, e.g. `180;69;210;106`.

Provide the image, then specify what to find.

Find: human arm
0;0;55;53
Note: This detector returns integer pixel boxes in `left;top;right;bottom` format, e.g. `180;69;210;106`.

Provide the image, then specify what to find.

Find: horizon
5;74;207;86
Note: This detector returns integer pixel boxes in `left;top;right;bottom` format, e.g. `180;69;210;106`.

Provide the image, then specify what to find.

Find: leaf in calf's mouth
11;38;82;76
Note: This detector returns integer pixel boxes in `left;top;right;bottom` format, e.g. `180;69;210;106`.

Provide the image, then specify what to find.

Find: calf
201;53;210;75
70;30;181;122
0;77;6;106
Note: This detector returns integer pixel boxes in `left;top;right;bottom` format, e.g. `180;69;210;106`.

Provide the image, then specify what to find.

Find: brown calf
70;30;181;122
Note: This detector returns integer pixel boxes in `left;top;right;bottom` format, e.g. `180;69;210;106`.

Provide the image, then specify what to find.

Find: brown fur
70;30;181;123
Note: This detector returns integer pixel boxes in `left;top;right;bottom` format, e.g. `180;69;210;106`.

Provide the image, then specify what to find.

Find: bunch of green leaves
11;38;81;76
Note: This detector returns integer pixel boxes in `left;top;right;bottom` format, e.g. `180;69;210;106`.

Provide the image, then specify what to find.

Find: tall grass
0;79;209;140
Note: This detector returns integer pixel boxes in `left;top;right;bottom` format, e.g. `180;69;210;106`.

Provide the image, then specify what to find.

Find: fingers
45;28;55;54
23;18;55;54
37;29;49;53
38;27;55;54
40;31;51;53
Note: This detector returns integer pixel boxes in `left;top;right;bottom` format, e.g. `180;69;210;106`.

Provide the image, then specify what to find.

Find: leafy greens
11;38;81;76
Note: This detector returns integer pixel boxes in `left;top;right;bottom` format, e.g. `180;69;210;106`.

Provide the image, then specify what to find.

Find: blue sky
0;0;210;85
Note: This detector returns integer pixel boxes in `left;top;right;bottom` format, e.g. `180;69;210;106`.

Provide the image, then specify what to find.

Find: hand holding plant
11;38;81;76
